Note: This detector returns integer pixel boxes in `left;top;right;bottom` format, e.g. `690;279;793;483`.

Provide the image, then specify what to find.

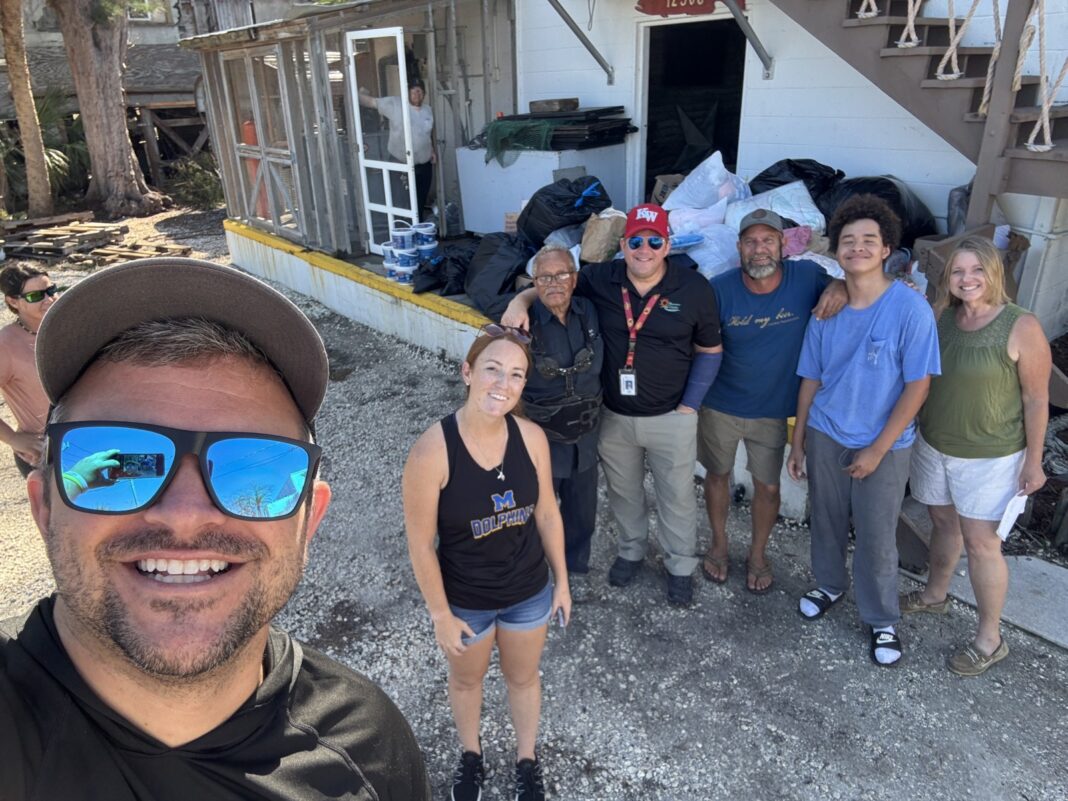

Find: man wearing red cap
504;203;722;606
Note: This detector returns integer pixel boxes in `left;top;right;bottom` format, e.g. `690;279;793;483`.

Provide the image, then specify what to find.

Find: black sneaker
451;750;484;801
608;556;642;587
665;572;693;606
514;758;545;801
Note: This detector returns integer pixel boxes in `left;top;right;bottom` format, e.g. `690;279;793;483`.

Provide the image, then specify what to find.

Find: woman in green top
903;237;1051;676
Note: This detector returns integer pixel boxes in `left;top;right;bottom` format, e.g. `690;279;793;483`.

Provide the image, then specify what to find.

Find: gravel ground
2;208;1067;800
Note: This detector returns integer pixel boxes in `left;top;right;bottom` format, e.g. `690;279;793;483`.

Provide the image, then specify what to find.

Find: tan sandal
701;553;728;585
746;559;773;594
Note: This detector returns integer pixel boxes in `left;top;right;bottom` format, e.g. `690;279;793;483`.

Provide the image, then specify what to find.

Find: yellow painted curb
224;220;490;328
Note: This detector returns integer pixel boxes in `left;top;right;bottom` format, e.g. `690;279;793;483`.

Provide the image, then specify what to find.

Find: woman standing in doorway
403;324;570;801
902;237;1051;675
0;265;56;477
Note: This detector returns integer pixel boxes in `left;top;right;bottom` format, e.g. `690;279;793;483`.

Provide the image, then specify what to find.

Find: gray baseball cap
738;208;785;235
36;258;329;424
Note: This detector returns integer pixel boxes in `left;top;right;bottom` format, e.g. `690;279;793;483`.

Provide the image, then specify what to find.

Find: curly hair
1;264;48;314
827;194;902;252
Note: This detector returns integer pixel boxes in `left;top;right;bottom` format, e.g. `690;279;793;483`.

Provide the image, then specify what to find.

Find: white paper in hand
996;492;1028;541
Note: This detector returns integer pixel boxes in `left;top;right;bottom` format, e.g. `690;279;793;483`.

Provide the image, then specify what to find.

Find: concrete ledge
224;220;488;362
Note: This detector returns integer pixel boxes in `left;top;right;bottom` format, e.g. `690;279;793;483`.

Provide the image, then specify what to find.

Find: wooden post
140;108;164;188
966;0;1033;228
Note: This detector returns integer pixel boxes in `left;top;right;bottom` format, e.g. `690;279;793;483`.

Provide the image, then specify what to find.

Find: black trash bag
816;175;938;248
464;233;536;319
516;176;611;248
412;240;479;295
748;158;846;202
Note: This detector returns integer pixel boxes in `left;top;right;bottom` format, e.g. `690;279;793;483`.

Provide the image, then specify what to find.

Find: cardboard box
650;174;685;206
503;212;519;233
913;224;1028;304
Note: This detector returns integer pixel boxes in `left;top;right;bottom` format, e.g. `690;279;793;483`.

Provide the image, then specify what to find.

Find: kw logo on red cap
635;207;660;224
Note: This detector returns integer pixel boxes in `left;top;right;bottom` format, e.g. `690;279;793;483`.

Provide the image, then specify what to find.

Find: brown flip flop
701;553;728;585
746;559;774;594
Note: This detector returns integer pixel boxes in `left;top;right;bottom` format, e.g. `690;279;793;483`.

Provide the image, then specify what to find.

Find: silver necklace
15;317;35;336
461;411;506;481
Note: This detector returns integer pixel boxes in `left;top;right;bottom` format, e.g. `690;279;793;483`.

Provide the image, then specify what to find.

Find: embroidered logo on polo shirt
659;298;681;313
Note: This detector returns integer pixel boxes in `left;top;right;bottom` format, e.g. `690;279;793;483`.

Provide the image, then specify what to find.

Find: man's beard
46;524;306;681
742;258;779;280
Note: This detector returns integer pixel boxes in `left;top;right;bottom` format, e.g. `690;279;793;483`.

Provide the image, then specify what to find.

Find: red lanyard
621;286;660;370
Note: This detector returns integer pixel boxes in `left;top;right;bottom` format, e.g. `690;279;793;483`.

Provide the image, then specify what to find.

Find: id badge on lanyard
620;287;659;398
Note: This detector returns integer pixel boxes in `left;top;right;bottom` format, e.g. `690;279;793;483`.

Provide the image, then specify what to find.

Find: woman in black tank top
403;325;571;800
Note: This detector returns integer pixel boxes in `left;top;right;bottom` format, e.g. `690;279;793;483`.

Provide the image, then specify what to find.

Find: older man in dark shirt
522;245;604;599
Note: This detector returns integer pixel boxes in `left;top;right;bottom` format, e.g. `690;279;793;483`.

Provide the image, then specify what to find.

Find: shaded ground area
1;209;1066;799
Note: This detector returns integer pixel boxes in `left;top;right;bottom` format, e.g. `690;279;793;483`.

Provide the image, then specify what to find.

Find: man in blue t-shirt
698;209;844;594
787;195;940;669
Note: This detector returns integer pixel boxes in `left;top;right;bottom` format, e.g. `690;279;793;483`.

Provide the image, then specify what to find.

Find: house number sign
635;0;744;15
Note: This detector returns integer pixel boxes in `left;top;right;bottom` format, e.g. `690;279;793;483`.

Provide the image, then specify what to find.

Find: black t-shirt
436;413;549;609
576;257;721;416
0;598;431;801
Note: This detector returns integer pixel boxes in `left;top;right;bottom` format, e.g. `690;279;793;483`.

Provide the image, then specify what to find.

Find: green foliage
167;152;225;210
90;0;128;26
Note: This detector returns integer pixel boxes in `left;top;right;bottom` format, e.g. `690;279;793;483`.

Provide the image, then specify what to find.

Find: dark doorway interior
645;19;746;199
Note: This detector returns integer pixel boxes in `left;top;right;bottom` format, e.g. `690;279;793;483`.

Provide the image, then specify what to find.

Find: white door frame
344;27;419;254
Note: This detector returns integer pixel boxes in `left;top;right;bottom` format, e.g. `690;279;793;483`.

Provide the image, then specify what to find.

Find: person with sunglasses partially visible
403;322;570;801
522;244;604;602
0;265;57;478
503;203;723;607
0;259;430;801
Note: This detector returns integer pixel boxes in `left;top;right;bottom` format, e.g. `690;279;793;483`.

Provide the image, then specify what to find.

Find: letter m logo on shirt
492;490;516;512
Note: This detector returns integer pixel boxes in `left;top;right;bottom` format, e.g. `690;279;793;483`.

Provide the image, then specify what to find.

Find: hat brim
36;258;328;423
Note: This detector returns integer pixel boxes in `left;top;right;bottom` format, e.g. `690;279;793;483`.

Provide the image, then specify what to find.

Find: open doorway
644;19;746;199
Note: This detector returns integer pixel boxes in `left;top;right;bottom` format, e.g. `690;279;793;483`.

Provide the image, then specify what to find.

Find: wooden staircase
768;0;1068;220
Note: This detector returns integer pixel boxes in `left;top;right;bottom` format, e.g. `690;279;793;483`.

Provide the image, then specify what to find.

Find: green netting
483;120;561;166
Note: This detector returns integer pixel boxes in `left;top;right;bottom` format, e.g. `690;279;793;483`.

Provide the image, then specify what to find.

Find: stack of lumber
1;212;190;267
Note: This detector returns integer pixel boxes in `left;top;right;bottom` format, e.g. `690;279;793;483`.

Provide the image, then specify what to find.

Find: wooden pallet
5;222;129;260
69;242;193;267
0;211;94;234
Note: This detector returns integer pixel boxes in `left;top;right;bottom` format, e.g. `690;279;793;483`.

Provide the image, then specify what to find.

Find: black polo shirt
1;597;431;801
575;257;721;416
523;297;604;478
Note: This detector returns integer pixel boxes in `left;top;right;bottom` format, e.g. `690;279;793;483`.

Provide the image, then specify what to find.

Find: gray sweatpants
806;427;911;628
598;408;699;577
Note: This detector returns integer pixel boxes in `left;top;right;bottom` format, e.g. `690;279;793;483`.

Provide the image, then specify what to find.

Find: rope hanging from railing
1014;2;1038;93
1024;0;1068;152
896;0;923;48
856;0;880;20
936;0;984;80
977;0;1003;116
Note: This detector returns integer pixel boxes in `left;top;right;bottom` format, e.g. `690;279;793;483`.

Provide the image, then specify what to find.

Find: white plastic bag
725;181;826;233
663;151;750;212
686;224;741;280
668;201;729;232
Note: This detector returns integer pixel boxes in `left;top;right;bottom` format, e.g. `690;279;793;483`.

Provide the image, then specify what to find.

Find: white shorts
909;432;1025;521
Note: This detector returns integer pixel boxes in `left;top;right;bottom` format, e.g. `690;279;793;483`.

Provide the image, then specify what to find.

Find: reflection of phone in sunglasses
111;453;165;479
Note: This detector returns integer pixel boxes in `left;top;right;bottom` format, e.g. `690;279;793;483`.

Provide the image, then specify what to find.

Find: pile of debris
0;212;192;268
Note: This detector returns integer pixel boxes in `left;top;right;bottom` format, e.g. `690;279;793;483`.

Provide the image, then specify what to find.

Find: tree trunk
48;0;168;218
0;0;52;217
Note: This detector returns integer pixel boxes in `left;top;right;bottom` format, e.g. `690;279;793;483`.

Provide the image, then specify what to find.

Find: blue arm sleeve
679;351;723;411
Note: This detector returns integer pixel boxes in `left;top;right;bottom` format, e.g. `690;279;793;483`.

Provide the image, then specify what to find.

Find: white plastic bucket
394;264;416;285
416;242;438;261
380;243;394;261
394;247;418;268
413;222;437;245
391;221;415;249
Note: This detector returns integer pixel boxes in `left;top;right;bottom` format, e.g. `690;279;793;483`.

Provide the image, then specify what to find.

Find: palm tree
0;0;52;217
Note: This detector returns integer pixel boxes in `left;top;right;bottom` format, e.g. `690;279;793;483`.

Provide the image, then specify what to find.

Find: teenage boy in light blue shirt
787;194;940;668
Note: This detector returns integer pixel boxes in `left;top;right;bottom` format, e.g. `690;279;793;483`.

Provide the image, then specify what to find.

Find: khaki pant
598;408;699;576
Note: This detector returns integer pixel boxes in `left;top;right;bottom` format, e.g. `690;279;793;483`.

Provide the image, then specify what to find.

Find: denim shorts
449;580;553;645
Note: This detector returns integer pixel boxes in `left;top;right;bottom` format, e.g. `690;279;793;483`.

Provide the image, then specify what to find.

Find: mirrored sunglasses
479;322;532;345
47;421;321;520
625;235;665;251
20;285;61;303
